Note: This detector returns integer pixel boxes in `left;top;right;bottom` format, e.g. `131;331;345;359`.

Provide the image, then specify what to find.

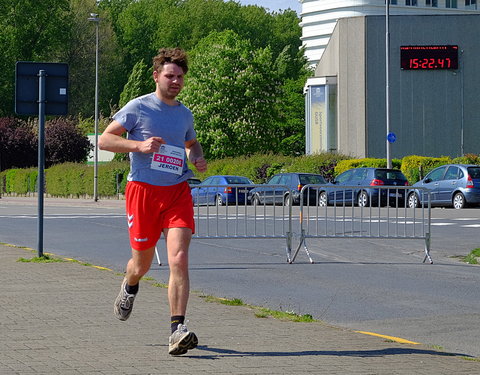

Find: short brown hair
153;48;188;74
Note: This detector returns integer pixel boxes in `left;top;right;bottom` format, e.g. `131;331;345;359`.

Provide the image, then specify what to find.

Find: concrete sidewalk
2;243;479;374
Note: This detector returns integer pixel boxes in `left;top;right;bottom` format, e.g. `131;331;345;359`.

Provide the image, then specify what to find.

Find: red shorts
125;181;195;251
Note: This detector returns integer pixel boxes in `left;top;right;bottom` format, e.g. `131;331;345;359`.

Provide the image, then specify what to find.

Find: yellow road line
91;265;112;271
355;331;420;345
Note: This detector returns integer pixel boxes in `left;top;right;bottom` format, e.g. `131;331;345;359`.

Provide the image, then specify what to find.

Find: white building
300;0;479;67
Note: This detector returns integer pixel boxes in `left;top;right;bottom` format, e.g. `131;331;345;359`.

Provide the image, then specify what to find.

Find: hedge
1;162;129;198
1;153;479;197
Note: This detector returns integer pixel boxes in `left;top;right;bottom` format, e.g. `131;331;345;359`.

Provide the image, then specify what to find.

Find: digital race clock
400;45;458;70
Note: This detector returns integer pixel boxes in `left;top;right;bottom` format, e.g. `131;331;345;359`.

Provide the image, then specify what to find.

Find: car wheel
284;194;291;207
318;191;328;207
253;194;261;206
453;192;466;209
357;191;369;207
408;193;420;208
216;194;224;206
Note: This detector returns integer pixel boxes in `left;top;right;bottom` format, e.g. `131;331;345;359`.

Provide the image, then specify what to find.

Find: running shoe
114;278;136;321
168;323;198;355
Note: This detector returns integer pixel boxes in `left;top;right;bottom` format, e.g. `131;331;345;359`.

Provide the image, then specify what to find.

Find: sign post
15;62;68;257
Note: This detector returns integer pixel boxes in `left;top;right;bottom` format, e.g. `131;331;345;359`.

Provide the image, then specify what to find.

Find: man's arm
99;120;165;154
185;138;207;173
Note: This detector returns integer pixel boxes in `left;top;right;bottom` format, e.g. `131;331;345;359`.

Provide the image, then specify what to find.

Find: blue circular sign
387;132;396;143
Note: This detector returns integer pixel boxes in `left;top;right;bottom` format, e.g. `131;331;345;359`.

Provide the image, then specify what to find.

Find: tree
44;117;93;167
0;0;71;116
119;59;154;108
275;47;313;156
64;0;125;117
180;30;283;159
0;117;37;170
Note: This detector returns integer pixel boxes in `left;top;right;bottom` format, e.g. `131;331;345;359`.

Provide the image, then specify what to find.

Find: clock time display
400;45;458;70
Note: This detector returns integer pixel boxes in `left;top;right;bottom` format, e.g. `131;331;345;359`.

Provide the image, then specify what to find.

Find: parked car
187;177;201;186
318;168;409;207
190;175;254;206
407;164;480;209
248;173;326;206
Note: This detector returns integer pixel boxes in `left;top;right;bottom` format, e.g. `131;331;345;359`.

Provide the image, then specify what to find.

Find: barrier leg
285;232;292;263
154;245;162;266
288;230;314;264
423;233;433;264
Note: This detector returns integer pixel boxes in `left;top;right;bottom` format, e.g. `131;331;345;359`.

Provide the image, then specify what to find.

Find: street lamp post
385;0;392;168
88;12;100;201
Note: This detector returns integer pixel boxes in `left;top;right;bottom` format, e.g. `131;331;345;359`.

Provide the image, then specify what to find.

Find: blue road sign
387;132;396;143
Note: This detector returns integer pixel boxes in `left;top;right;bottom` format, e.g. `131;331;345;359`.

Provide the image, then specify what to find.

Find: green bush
45;162;129;197
2;152;477;197
451;153;480;165
195;153;292;183
400;155;451;184
284;152;350;182
192;153;349;184
2;168;37;195
97;161;130;196
334;158;402;176
5;169;17;193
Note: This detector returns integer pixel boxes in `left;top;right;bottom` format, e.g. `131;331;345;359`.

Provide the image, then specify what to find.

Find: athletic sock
125;282;139;295
171;315;185;333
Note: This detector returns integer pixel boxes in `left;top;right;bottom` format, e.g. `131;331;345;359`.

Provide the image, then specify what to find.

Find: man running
99;47;207;355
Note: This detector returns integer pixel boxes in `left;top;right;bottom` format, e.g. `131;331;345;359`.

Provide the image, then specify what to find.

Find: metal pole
386;0;392;168
88;13;100;202
460;50;464;156
37;70;46;258
94;18;99;201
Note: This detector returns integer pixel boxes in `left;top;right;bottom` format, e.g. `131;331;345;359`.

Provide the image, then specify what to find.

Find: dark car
407;164;480;209
187;177;201;187
318;168;409;207
248;173;326;206
191;175;254;206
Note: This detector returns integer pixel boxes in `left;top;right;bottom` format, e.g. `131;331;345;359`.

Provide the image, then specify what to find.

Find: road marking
431;223;455;226
0;214;124;219
355;331;420;345
462;224;480;228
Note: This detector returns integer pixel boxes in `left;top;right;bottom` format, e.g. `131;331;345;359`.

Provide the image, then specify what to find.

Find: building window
405;0;417;5
465;0;477;8
426;0;438;6
446;0;458;7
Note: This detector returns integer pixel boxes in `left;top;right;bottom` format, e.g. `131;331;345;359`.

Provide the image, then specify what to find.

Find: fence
289;185;432;264
155;184;432;265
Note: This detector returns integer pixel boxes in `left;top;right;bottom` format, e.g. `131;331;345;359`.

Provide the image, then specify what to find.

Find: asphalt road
1;197;479;358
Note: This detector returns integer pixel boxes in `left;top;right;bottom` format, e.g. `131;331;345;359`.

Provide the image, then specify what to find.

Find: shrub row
1;153;478;197
0;162;130;198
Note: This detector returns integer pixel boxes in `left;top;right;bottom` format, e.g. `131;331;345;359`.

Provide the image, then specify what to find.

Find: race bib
150;144;185;175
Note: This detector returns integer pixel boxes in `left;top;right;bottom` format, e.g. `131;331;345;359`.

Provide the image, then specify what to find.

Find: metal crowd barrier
155;184;295;265
155;184;432;265
289;185;432;264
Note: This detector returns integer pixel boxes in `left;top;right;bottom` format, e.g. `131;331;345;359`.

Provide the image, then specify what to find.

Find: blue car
407;164;480;209
191;175;254;206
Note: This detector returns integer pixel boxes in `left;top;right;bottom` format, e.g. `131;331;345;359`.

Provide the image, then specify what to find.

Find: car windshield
225;177;252;184
299;175;326;184
467;167;480;179
374;169;406;180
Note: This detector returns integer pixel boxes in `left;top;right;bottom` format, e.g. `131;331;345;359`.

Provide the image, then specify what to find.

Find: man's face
153;62;185;100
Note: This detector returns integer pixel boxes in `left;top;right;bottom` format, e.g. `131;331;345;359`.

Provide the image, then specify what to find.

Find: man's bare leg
114;246;155;321
164;227;198;355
